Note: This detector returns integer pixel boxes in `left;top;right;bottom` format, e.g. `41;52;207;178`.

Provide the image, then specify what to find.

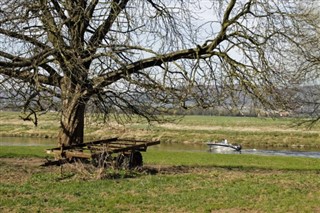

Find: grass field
1;111;319;148
1;147;320;212
1;111;320;212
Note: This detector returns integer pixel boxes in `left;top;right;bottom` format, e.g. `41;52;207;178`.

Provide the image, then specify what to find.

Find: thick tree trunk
58;98;87;146
58;74;89;146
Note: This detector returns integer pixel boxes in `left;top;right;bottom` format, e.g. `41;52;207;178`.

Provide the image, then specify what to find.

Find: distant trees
0;0;318;145
285;1;320;123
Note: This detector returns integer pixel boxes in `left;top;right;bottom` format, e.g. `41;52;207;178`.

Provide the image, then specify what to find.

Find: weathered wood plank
48;137;118;150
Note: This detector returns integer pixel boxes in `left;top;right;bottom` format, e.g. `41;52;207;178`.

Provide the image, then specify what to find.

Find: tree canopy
0;0;319;145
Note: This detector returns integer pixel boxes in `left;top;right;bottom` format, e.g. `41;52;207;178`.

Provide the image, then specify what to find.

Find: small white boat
207;139;242;153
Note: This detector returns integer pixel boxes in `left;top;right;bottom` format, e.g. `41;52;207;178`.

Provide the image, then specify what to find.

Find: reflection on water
1;137;320;158
149;142;207;152
0;137;56;146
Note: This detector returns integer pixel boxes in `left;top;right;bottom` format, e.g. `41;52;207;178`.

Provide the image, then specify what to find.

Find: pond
1;137;320;159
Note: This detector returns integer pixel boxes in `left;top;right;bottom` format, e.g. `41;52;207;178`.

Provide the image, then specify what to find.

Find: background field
1;111;319;148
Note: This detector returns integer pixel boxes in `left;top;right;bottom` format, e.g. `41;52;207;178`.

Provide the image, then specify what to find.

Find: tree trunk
58;74;89;146
58;97;87;146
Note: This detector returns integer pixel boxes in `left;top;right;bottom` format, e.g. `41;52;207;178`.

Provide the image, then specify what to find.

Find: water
1;137;320;159
151;143;320;158
0;137;56;146
242;148;320;159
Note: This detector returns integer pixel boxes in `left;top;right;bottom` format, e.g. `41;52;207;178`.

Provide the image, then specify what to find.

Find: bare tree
280;1;320;124
0;0;315;146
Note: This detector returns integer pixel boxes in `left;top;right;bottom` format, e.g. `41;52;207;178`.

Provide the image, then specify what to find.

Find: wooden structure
44;138;160;168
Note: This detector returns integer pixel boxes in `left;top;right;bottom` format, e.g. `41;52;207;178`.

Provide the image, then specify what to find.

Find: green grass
2;170;319;212
144;150;320;171
0;146;50;158
1;112;320;212
1;146;320;212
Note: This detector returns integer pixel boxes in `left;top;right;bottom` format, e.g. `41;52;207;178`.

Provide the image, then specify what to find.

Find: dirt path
0;158;55;184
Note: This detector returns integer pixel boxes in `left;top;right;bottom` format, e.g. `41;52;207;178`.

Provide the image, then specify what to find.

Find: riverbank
1;111;319;148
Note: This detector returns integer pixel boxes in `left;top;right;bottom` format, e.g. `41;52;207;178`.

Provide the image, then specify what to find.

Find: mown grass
0;146;50;158
2;170;320;212
1;146;320;212
144;150;320;171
